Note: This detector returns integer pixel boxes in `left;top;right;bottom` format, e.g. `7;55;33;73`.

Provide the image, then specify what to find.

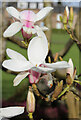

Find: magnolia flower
0;106;24;120
2;30;69;86
3;6;53;39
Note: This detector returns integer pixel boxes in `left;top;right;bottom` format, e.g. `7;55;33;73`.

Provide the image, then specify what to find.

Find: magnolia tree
1;5;81;120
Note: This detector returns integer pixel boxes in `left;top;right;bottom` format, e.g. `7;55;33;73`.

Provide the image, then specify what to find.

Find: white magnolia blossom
0;106;24;120
2;29;70;86
3;6;53;37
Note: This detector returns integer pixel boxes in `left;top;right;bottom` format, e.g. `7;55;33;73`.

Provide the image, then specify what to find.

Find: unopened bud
63;6;69;24
66;6;69;20
66;73;73;85
51;80;63;101
69;7;73;28
70;7;73;22
27;86;35;113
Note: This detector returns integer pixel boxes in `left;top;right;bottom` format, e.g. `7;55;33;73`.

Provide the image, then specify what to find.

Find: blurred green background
2;29;79;100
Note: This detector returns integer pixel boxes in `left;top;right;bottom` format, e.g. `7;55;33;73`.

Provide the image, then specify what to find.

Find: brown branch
7;36;27;49
53;38;74;58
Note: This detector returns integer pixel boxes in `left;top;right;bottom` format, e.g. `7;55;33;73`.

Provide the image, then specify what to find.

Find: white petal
34;25;48;37
0;107;24;118
23;26;36;34
40;26;49;31
2;60;33;72
20;10;36;22
44;61;70;69
32;67;55;73
6;48;27;61
13;71;29;86
3;22;22;37
6;7;20;19
67;58;74;77
35;7;53;22
28;34;48;66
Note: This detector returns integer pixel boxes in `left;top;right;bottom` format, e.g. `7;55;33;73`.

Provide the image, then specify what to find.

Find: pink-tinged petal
21;28;32;39
6;7;20;19
28;70;41;83
21;20;34;28
0;107;24;118
35;7;53;22
13;71;29;86
2;59;33;72
23;27;36;35
3;22;22;37
28;27;48;66
67;58;74;78
20;10;36;22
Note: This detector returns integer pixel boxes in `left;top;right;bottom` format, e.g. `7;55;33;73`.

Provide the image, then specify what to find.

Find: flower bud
63;6;69;25
70;7;73;22
66;6;69;20
66;73;73;85
69;7;73;28
27;86;35;113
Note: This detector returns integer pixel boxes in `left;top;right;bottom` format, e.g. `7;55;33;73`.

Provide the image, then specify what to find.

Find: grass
1;29;80;100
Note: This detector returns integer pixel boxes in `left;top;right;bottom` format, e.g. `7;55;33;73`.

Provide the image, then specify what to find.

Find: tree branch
53;38;74;58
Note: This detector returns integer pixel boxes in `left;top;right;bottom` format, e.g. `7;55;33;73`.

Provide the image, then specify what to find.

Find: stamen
59;56;63;61
21;41;28;47
54;53;58;62
50;84;53;88
48;56;51;63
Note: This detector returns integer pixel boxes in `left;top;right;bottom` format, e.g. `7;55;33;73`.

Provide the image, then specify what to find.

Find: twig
53;38;74;58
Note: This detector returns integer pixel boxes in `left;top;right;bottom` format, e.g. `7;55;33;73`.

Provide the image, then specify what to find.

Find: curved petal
13;71;29;86
23;27;36;34
6;7;20;19
28;26;48;66
6;48;27;61
29;70;41;83
44;61;70;69
40;26;49;31
3;22;22;37
0;107;24;118
20;10;36;22
28;35;48;66
2;59;33;72
67;58;74;77
35;7;53;22
31;67;55;73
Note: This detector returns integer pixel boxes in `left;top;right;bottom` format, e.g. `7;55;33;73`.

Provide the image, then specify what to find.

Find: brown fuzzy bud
51;80;63;102
66;73;73;85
